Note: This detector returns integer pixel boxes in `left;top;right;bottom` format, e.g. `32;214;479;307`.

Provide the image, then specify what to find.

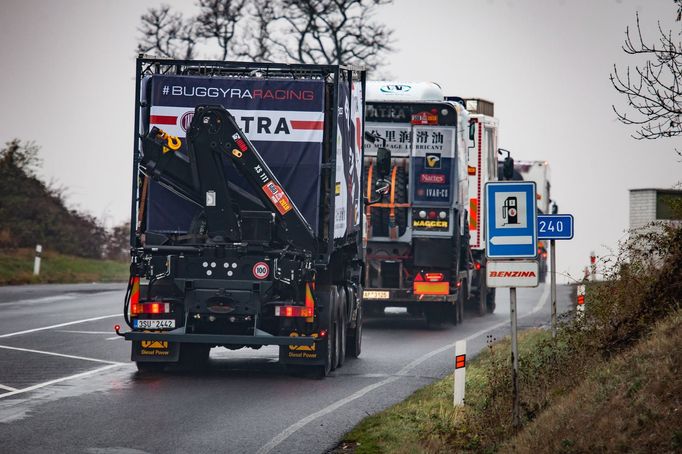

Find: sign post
485;181;538;428
453;340;466;406
537;214;574;338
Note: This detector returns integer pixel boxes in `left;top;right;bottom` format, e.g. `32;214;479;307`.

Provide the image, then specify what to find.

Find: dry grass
501;310;682;454
338;225;682;453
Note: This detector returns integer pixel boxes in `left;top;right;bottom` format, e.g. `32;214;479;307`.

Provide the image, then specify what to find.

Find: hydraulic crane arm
140;105;317;252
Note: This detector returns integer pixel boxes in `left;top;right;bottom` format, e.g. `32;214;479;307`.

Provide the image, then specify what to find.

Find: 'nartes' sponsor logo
489;271;537;278
419;173;446;184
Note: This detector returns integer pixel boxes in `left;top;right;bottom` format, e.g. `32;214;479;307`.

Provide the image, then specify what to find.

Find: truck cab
361;81;473;326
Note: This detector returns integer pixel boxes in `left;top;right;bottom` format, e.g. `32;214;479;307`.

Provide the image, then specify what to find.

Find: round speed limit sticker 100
252;262;270;279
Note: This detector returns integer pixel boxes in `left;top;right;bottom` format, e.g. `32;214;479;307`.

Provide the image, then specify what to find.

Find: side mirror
376;147;392;179
551;201;558;214
498;148;514;180
364;131;377;143
469;122;476;141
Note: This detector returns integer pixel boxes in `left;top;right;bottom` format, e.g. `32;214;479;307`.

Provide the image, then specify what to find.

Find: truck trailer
360;81;476;327
462;98;499;314
117;57;374;377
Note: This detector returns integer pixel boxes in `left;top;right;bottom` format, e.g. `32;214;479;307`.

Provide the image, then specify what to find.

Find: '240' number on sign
539;220;564;233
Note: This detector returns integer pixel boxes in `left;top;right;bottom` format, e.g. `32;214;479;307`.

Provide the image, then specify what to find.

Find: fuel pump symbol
502;196;518;225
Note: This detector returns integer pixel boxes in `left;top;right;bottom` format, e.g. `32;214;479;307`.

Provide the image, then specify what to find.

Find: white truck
513;160;552;282
361;81;477;326
458;98;499;315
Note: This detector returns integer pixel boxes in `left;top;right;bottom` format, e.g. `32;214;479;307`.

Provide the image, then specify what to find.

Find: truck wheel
478;273;488;316
336;287;347;368
486;288;496;314
179;344;210;371
136;361;166;373
346;291;362;358
425;303;447;329
315;286;336;378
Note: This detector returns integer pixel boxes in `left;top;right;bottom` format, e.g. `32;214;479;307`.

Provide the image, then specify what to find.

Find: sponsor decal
379;84;412;94
419;173;446;184
166;85;316;102
426;153;441;169
141;340;168;349
252;261;270;279
413;219;449;229
489;271;537;278
411;111;438;125
262;182;293;215
180;111;194;131
149;107;325;143
289;332;317;352
232;133;248;152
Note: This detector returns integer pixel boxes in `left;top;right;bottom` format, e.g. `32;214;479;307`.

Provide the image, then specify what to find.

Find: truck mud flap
278;332;326;365
131;339;180;362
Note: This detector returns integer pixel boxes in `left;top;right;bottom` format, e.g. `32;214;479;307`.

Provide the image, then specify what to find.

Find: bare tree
611;8;682;140
137;0;394;71
272;0;393;70
195;0;248;60
137;5;198;60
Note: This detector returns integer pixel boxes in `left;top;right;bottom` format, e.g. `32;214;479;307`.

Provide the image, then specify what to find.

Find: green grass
0;248;128;285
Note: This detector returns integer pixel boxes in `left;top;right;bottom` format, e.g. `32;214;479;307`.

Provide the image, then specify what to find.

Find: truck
460;98;500;315
116;56;375;378
360;81;476;327
513;160;552;282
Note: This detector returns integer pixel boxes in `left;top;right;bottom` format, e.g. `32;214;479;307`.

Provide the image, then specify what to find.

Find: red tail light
132;302;171;315
425;272;444;282
275;305;314;318
475;262;481;271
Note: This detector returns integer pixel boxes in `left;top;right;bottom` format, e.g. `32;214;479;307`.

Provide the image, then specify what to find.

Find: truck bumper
362;288;456;304
122;327;315;347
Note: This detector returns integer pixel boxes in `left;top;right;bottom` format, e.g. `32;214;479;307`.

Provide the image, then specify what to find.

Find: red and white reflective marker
486;260;539;288
576;284;586;317
453;339;466;406
252;262;270;280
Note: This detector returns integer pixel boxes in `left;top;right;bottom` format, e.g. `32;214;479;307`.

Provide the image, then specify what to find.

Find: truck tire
315;286;336;378
136;361;166;373
179;343;210;371
425;303;447;329
346;288;362;358
486;288;496;314
336;286;347;368
478;272;488;316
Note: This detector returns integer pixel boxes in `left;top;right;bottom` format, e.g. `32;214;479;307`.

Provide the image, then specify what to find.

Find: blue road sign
538;214;574;240
485;181;537;258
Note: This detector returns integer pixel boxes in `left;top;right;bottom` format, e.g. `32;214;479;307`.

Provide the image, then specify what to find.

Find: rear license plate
363;290;389;299
133;319;176;329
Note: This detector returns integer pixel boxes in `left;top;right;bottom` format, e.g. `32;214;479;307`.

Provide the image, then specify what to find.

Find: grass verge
339;224;682;453
0;248;128;285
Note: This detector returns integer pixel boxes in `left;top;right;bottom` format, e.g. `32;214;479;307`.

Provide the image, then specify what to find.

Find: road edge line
0;314;120;339
256;284;551;454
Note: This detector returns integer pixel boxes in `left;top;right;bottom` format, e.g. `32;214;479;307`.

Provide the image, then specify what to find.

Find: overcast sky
0;0;679;282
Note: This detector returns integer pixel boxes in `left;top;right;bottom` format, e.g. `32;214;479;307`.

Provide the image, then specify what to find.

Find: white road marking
106;336;122;341
0;364;124;400
0;344;124;365
0;384;18;392
56;330;114;335
256;283;551;454
0;314;120;339
6;295;76;305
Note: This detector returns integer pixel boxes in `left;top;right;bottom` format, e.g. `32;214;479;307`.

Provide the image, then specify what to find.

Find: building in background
629;188;682;229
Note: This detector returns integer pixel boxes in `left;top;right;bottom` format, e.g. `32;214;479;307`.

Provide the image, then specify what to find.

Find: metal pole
550;239;557;339
510;287;520;428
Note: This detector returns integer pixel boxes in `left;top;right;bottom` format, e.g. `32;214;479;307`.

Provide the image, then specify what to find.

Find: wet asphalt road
0;282;574;454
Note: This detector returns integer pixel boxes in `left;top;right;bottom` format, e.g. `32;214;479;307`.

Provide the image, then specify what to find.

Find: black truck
117;57;376;377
